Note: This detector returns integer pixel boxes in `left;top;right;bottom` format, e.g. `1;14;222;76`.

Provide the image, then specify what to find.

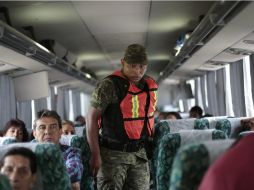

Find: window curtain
80;93;91;117
56;87;64;119
230;60;246;117
216;68;226;116
0;74;16;129
249;54;254;104
49;86;56;110
224;65;234;116
243;56;254;117
194;77;204;109
206;71;219;116
17;101;32;129
200;74;208;114
72;90;81;119
56;87;70;120
34;98;48;114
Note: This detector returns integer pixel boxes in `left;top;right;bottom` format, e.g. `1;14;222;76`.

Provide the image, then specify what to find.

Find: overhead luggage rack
157;1;248;84
0;20;98;86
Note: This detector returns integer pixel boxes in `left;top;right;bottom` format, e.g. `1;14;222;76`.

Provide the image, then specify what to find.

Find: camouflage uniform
91;77;150;190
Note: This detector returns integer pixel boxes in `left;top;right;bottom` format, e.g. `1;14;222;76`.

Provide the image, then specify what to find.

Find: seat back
166;118;196;133
155;129;227;190
152;121;171;188
0;143;71;190
170;139;234;190
0;137;17;145
60;135;94;190
194;116;227;130
0;174;12;190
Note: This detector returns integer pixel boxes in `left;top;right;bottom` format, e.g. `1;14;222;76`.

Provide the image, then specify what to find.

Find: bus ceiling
0;1;253;88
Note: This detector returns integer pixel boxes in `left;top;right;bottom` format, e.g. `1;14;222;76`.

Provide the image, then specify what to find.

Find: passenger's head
75;115;86;126
166;112;182;120
121;44;148;84
62;120;75;135
33;109;62;144
0;147;37;190
189;106;203;118
3;119;29;142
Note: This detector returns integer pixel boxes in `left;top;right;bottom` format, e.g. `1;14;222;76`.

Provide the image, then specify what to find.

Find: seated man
0;147;37;190
33;109;83;190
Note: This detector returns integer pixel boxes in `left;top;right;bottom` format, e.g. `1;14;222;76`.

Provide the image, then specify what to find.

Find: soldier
87;44;158;190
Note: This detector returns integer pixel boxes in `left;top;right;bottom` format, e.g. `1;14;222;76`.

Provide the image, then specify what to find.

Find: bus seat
0;174;12;190
166;118;196;133
215;117;247;138
194;116;228;130
155;129;227;190
170;139;235;190
0;143;71;190
152;121;171;188
194;118;209;129
60;135;94;190
0;137;17;145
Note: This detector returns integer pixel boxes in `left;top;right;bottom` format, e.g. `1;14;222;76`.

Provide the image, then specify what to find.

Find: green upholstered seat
152;121;170;188
0;137;17;145
156;129;227;190
0;143;71;190
170;139;235;190
0;174;12;190
215;118;245;138
194;118;209;129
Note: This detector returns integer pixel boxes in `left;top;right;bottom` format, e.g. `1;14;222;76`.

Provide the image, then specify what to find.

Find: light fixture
85;73;91;79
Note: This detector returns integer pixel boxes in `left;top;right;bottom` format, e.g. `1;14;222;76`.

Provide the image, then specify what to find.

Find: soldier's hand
90;152;101;177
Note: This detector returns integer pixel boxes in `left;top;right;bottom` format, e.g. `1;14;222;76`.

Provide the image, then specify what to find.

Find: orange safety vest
100;70;158;141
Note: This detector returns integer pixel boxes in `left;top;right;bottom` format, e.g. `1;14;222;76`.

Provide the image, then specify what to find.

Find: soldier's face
121;59;147;83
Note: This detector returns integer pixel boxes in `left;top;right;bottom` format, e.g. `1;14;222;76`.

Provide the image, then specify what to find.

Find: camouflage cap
123;44;148;65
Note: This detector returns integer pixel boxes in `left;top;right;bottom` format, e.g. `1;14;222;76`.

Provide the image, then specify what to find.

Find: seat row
0;130;93;190
151;116;246;190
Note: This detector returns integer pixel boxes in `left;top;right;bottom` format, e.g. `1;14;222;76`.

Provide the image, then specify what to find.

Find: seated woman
2;119;29;142
62;120;76;135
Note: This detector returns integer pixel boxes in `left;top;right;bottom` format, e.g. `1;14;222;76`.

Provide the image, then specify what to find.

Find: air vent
211;48;250;63
2;67;29;76
225;48;253;55
49;80;61;85
198;61;228;71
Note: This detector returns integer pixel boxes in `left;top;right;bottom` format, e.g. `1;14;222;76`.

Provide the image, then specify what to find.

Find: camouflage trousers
97;147;150;190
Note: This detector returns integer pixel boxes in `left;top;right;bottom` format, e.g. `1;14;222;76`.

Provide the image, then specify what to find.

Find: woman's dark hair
0;147;37;174
167;112;182;119
3;119;29;142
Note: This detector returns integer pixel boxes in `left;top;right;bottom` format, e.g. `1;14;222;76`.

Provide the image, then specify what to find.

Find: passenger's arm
64;146;83;185
86;106;102;177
